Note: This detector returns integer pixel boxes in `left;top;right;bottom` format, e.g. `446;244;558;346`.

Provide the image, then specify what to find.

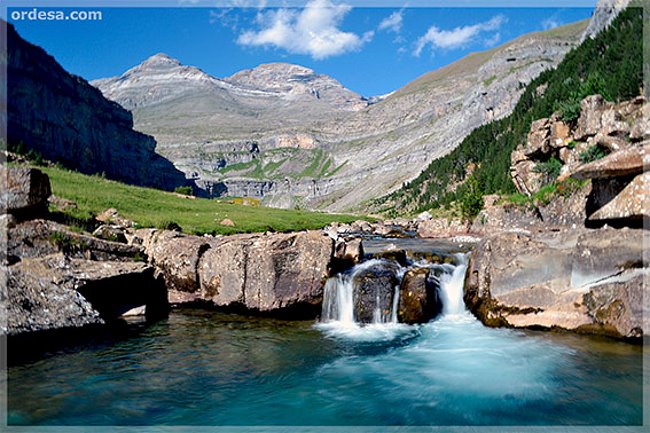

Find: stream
6;239;644;426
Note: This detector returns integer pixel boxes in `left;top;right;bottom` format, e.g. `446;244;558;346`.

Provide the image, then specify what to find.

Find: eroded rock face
0;166;51;218
7;219;145;265
417;218;469;238
464;228;647;339
572;143;647;180
7;24;188;191
588;172;648;222
137;229;339;317
4;254;166;335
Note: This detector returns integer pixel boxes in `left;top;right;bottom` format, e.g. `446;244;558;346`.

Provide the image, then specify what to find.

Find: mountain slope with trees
377;5;643;217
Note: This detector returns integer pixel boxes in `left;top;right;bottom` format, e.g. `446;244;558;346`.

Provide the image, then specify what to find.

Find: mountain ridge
91;18;589;211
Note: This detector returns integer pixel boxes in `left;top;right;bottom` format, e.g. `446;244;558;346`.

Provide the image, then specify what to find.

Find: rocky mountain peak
225;62;318;90
139;52;182;68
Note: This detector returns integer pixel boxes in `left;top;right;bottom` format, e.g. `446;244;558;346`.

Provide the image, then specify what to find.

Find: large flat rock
464;227;647;339
3;254;164;335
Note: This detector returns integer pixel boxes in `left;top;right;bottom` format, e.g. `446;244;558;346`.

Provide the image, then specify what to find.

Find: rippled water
7;309;643;426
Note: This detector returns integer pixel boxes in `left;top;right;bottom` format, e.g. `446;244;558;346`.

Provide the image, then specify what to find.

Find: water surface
8;309;643;426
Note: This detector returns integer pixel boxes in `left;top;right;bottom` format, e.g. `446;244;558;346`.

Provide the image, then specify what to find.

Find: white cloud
484;32;501;47
414;14;506;56
378;10;403;34
237;0;372;60
541;17;561;30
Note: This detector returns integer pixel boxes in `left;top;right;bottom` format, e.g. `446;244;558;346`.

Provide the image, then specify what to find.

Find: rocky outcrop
136;228;345;317
2;168;168;336
464;228;648;339
7;24;188;191
582;0;631;41
1;166;51;219
511;95;646;197
7;219;144;265
3;253;167;336
509;94;648;229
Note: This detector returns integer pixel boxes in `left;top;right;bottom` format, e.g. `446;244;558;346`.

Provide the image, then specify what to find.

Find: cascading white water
438;253;469;316
322;274;355;324
321;253;470;329
322;259;403;325
322;259;391;325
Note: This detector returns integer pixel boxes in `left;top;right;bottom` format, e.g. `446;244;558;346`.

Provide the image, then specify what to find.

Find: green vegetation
49;231;87;253
39;165;369;236
533;157;563;185
483;75;497;86
502;178;590;207
579;145;607;163
379;6;643;216
458;176;484;221
174;186;193;196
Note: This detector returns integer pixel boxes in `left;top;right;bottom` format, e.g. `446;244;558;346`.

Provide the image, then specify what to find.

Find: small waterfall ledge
320;252;469;328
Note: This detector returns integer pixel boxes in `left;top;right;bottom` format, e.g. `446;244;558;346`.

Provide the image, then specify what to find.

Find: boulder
629;102;649;141
96;208;134;228
574;94;606;140
0;166;51;217
199;231;333;314
92;224;128;243
571;144;647;180
138;229;211;293
4;253;166;335
331;237;365;274
510;159;544;196
524;118;551;158
464;228;647;339
398;267;441;324
417;218;469;238
353;264;400;323
588;172;649;222
140;229;336;317
220;218;235;227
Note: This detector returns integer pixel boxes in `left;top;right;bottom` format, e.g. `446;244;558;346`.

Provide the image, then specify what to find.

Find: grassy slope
39;165;367;236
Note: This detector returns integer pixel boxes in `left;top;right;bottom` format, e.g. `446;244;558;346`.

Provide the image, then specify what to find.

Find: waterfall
321;253;469;326
322;274;355;324
439;253;469;316
321;259;400;325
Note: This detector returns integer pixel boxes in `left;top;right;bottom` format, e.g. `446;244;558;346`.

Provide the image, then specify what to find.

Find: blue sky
8;2;595;96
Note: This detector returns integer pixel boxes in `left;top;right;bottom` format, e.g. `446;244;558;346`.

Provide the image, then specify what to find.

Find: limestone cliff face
6;24;188;191
582;0;632;41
